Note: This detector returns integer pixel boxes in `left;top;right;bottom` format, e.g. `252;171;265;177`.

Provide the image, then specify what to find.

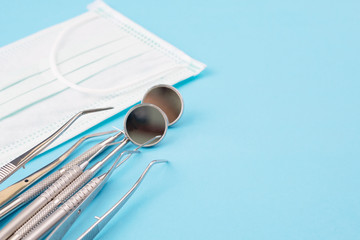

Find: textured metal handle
56;170;93;203
16;142;102;204
6;166;85;240
61;177;102;212
40;165;83;201
13;201;58;239
13;170;94;239
0;168;68;222
21;178;104;240
66;143;104;168
0;169;63;240
0;162;17;185
19;170;62;203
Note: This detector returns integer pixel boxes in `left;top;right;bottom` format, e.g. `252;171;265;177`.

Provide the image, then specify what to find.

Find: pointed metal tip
134;135;162;150
112;126;122;131
81;107;114;115
115;150;140;168
83;130;118;139
106;138;126;147
149;160;169;165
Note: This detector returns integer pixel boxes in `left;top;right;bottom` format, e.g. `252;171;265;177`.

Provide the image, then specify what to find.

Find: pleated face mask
0;0;205;167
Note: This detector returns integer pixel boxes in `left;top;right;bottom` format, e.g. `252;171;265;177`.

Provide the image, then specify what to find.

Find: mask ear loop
49;15;187;95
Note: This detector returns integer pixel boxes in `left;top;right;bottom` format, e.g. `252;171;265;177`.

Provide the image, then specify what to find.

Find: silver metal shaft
78;160;167;240
10;140;129;240
0;131;123;220
0;107;112;184
0;163;87;240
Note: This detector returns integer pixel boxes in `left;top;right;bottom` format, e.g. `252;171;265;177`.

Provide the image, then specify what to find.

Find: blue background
1;0;360;239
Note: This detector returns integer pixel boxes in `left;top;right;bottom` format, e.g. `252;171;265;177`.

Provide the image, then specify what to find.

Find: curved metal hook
77;159;168;240
115;135;161;168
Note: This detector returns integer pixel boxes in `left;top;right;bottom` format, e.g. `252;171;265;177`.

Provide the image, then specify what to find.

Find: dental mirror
124;104;168;147
142;84;184;126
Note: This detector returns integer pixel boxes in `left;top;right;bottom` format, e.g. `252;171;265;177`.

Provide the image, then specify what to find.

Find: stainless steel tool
77;160;167;240
142;84;184;126
0;107;112;184
0;130;122;221
3;103;168;240
0;130;116;210
6;141;126;240
0;139;120;240
25;137;159;240
0;85;183;240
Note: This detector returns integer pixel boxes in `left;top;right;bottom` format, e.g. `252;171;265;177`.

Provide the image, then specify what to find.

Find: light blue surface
1;0;360;239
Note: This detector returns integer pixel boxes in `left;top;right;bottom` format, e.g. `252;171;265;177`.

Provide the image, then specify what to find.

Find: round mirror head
124;104;168;147
142;84;183;126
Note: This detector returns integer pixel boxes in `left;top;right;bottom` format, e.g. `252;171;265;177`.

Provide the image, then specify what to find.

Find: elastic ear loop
49;15;187;95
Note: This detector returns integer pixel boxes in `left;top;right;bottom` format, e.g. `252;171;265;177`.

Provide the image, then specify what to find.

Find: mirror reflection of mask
0;0;205;167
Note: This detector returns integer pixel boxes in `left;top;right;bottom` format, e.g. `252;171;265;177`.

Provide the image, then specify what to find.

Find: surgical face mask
0;0;205;167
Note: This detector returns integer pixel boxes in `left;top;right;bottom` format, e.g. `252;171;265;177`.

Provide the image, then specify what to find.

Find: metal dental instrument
0;84;181;186
26;137;159;240
0;107;113;184
123;104;168;147
0;139;121;240
0;130;116;209
6;141;126;240
0;130;122;221
77;160;168;240
44;91;184;239
7;104;168;240
142;84;184;125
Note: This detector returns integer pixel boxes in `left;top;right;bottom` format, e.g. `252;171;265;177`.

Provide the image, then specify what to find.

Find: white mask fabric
0;0;205;167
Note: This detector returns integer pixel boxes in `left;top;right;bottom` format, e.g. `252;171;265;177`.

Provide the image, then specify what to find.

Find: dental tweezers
0;107;112;184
